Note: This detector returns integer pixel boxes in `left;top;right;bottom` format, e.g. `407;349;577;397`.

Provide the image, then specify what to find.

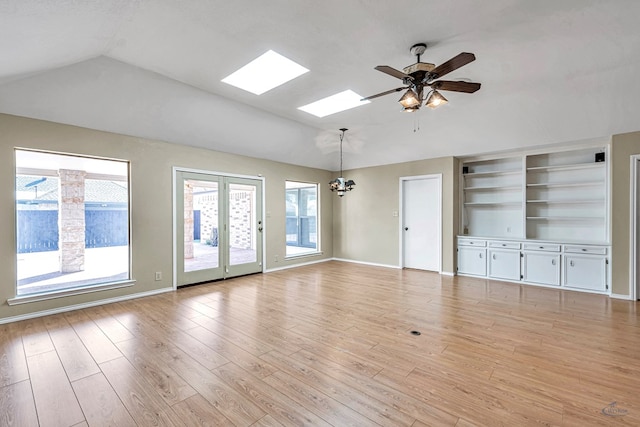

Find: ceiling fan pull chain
414;113;420;133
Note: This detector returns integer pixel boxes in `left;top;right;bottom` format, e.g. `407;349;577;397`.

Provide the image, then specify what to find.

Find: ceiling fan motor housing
403;62;435;75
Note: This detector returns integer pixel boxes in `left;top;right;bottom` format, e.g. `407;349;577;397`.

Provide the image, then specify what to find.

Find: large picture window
15;149;130;297
285;181;318;256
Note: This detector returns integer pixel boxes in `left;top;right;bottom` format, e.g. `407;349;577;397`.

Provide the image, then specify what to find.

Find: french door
175;170;263;287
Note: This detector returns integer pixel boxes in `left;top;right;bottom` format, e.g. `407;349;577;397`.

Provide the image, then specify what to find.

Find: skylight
298;90;370;118
221;50;309;95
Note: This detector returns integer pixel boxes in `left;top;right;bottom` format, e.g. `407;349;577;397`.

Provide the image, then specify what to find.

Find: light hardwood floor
1;261;639;426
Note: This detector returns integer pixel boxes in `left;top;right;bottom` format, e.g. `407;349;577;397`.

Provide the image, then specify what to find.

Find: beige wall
332;156;458;273
0;114;333;322
611;131;640;297
2;113;636;323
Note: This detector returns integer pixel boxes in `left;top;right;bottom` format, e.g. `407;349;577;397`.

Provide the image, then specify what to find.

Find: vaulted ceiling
1;1;639;170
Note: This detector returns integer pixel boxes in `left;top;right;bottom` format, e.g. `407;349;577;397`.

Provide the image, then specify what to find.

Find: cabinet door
522;252;560;286
457;247;486;276
488;249;521;281
563;255;607;292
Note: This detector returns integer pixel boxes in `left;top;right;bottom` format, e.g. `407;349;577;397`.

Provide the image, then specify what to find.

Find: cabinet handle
479;253;482;258
539;246;544;249
551;259;556;266
502;244;506;247
492;254;496;260
582;248;587;252
570;260;574;267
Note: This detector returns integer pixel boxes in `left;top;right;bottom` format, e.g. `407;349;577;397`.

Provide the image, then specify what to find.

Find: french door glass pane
228;182;257;265
183;179;219;272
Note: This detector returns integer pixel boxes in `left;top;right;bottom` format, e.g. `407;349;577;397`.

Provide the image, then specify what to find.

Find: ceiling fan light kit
398;88;421;108
329;128;355;197
426;90;448;109
362;42;481;112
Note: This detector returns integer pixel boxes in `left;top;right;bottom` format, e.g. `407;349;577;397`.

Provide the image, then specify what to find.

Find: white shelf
463;169;521;178
526;181;603;188
526;216;605;221
526;162;604;172
464;185;521;191
527;199;605;204
464;202;522;207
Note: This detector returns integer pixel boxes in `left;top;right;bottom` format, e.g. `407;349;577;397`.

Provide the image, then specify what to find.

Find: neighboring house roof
16;176;128;203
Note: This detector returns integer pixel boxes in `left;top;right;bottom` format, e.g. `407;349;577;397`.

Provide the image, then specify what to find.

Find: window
15;149;130;297
285;181;318;256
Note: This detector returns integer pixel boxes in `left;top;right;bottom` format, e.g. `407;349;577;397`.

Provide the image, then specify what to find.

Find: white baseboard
610;293;635;300
440;271;455;277
0;287;174;325
331;258;401;269
265;257;332;273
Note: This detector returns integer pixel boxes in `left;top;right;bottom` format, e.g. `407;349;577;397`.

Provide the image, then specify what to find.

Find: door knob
404;227;408;231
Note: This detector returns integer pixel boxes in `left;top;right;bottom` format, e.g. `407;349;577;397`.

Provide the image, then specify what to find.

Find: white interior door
402;175;441;271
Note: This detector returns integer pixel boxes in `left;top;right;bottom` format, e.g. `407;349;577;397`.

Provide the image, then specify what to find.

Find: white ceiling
1;0;639;171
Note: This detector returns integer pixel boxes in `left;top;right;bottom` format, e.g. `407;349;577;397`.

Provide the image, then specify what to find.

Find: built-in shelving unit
457;143;611;295
461;157;523;238
525;147;607;242
461;145;608;244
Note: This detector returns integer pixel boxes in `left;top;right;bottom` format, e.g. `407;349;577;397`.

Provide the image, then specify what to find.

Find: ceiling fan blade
430;52;476;79
431;80;481;93
361;86;406;101
375;65;413;81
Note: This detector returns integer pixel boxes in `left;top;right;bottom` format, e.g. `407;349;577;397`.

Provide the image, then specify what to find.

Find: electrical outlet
155;271;162;281
275;255;279;262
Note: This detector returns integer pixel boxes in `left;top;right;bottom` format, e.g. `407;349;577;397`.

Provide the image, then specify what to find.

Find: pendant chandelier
328;128;355;197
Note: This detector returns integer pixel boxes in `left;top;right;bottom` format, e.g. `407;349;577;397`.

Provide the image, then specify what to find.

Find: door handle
258;226;263;232
404;227;408;231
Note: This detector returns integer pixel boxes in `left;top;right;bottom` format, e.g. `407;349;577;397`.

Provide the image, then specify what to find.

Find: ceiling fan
362;43;481;112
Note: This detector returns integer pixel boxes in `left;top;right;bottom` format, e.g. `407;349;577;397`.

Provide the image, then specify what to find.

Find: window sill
7;280;136;306
285;251;323;260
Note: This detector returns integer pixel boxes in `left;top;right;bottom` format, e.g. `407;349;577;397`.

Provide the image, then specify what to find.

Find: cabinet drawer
563;245;607;255
458;239;486;247
522;243;561;252
488;241;520;250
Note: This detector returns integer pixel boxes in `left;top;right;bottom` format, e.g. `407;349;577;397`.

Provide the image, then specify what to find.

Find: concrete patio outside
16;242;258;295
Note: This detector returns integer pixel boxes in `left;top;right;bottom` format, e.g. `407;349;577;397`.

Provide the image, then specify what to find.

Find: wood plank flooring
1;261;640;426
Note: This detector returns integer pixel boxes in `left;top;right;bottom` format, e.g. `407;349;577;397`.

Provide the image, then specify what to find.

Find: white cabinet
563;245;608;292
457;240;486;276
456;237;609;294
522;251;561;286
488;241;521;281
